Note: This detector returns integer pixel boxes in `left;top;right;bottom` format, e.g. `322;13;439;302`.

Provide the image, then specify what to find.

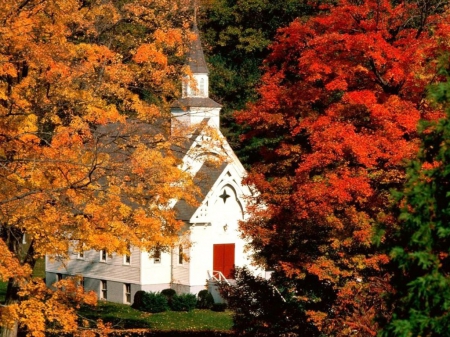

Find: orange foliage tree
0;1;198;336
235;0;450;335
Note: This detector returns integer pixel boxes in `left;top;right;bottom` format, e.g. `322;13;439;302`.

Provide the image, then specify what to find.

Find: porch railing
208;270;230;285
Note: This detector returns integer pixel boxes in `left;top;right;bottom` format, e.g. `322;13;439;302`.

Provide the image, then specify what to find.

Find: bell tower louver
171;24;221;129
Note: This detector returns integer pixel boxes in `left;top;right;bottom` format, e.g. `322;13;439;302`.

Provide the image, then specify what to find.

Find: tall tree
0;1;198;336
235;0;450;335
379;66;450;337
198;0;320;164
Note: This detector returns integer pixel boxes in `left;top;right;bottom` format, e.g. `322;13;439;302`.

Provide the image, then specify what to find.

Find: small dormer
171;24;221;130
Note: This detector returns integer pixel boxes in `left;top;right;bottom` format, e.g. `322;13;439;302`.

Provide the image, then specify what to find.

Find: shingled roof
170;97;222;109
187;24;209;74
174;161;228;221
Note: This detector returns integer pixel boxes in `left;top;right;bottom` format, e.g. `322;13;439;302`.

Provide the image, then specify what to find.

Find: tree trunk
0;320;18;337
1;278;20;337
0;241;37;337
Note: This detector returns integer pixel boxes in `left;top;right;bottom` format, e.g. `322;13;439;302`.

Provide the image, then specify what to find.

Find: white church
45;25;262;304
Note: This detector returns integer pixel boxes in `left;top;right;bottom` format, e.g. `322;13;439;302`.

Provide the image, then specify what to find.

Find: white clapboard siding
46;247;140;283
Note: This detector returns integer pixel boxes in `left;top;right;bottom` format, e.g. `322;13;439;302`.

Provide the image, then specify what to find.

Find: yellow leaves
0;0;196;333
306;310;327;331
0;240;32;281
128;95;162;121
21;114;38;133
0;303;20;329
75;44;117;66
85;105;121;125
1;62;17;77
134;43;168;66
0;278;98;337
119;204;132;218
154;28;184;56
18;300;46;337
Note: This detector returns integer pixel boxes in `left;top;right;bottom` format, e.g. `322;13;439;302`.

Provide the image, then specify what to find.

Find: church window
124;245;131;265
178;245;184;264
182;80;188;97
124;283;131;304
100;250;107;262
124;254;131;265
199;78;205;96
153;249;161;264
219;189;230;203
101;280;107;299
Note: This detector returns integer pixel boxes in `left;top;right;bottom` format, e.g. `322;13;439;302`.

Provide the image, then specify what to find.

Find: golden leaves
134;43;168;65
0;0;195;333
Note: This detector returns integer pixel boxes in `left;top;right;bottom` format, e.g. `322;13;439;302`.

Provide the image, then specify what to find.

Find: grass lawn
0;258;45;304
0;281;6;303
1;259;233;333
32;258;46;278
77;301;233;331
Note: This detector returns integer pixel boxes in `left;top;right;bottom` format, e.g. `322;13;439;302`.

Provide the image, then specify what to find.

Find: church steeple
187;24;209;75
171;22;221;129
182;23;210;99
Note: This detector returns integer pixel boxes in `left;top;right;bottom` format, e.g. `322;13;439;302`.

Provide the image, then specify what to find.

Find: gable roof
174;161;228;221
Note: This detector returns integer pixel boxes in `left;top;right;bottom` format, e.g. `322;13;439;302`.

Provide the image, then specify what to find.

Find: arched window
199;78;205;96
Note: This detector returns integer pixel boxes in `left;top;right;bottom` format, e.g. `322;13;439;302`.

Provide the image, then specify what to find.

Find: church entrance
213;243;235;279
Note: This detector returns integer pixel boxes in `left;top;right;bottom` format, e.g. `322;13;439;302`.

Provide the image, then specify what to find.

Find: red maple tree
236;0;450;335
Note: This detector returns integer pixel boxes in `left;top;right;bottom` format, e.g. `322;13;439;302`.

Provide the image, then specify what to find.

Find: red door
213;244;235;279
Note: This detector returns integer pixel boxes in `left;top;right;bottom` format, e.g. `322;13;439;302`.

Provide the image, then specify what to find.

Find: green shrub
211;303;227;312
196;290;214;309
141;292;169;313
131;290;146;309
161;288;176;305
161;288;176;298
170;293;197;312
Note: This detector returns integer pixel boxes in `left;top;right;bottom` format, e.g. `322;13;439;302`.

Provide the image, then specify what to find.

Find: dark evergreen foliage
198;0;322;166
170;293;198;312
219;267;318;337
161;288;177;306
131;290;146;310
141;292;169;313
379;69;450;337
196;290;214;309
211;303;227;312
161;288;176;298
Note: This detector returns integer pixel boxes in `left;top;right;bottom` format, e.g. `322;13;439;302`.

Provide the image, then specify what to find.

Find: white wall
46;246;141;284
140;250;171;285
188;178;262;288
171;107;220;130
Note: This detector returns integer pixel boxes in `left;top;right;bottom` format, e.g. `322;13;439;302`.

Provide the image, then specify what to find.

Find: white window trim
123;254;131;265
178;245;184;265
153;249;161;264
100;250;107;262
124;283;131;304
100;280;107;300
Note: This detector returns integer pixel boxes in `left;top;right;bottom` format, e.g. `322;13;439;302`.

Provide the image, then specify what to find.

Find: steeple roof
187;24;209;74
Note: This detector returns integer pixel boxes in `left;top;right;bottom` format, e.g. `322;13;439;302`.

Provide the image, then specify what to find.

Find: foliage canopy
198;0;319;163
235;0;450;335
379;65;450;337
0;0;198;336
